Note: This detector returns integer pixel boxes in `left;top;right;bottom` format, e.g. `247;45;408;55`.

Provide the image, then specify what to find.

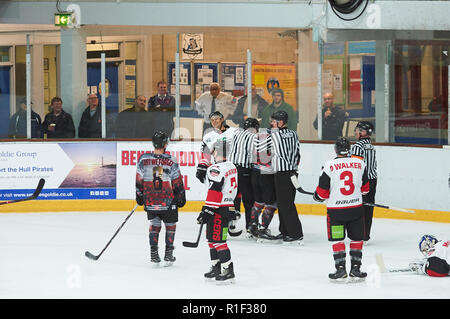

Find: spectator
195;82;236;134
78;94;102;138
8;98;43;139
230;84;268;126
148;81;175;137
260;88;297;131
42;96;75;139
115;95;152;138
313;92;348;140
148;81;175;109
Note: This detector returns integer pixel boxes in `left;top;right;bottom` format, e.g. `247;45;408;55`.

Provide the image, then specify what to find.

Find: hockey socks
261;205;276;228
165;223;176;246
250;202;264;226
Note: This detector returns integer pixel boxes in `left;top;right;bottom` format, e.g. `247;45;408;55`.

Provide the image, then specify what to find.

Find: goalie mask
419;234;438;256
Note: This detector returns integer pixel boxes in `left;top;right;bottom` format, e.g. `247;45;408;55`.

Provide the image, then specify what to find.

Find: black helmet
334;137;350;156
270;110;288;123
152;130;169;149
209;111;224;119
243;117;260;130
355;121;374;136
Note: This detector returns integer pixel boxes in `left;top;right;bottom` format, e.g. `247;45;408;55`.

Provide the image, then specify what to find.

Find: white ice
0;210;449;299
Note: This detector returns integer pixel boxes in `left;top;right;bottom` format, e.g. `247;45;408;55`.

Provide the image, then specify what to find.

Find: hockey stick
375;254;414;273
182;222;204;248
290;175;314;195
85;204;139;261
364;202;415;214
0;178;45;206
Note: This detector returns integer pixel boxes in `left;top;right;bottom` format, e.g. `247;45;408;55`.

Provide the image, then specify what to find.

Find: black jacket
78;107;102;138
42;110;76;138
8;109;43;138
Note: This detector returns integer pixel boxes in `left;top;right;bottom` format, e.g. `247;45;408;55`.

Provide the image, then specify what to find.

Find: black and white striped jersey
351;137;377;179
253;128;274;174
228;128;255;168
271;127;301;172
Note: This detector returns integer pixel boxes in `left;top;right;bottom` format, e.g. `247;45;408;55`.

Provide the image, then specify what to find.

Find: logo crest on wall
182;33;203;60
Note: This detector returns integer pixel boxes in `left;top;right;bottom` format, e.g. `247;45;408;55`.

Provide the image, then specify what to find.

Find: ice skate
329;265;348;282
150;246;161;268
204;263;221;282
215;262;235;285
349;264;367;282
282;235;304;246
256;227;280;243
163;245;176;267
246;224;259;240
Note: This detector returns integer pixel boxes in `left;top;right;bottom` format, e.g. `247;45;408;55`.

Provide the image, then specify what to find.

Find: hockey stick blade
0;178;45;206
364;202;415;214
183;223;204;248
290;175;314;195
84;251;99;261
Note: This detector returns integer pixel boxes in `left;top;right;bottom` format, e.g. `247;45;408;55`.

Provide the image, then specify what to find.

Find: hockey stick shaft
183;222;204;248
0;178;45;206
290;175;314;195
85;204;138;261
364;202;415;213
375;254;414;273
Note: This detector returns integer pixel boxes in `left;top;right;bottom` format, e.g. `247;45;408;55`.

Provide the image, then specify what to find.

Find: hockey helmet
334;137;350;156
419;234;438;256
243;117;260;130
355;121;375;136
270;110;288;124
152;130;169;149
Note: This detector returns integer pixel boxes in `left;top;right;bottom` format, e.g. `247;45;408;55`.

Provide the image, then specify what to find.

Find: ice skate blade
163;261;174;267
204;277;217;283
216;278;236;286
256;238;282;244
151;262;161;268
282;240;304;246
329;277;348;284
348;276;366;283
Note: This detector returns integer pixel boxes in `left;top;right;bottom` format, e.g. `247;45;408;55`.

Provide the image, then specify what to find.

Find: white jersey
427;240;450;265
199;126;238;167
204;161;238;209
316;156;370;210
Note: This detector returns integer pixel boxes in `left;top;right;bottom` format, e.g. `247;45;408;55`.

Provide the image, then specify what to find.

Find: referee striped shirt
228;128;255;168
351;137;377;179
271;127;301;172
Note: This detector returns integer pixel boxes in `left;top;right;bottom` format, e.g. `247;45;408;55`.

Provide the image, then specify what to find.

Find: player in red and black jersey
314;137;370;282
136;131;186;267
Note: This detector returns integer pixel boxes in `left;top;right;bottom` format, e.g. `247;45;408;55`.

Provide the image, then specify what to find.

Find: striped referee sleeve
228;129;255;168
351;138;377;179
271;127;301;172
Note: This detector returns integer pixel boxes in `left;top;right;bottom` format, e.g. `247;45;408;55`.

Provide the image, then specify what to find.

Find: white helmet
419;234;438;256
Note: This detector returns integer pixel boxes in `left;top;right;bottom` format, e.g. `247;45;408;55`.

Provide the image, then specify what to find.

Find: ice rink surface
0;210;449;300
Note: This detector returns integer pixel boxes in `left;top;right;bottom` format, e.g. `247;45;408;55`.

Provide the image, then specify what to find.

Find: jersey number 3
340;171;355;196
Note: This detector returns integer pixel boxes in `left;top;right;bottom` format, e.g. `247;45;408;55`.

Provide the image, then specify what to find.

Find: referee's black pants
362;179;377;241
235;166;255;229
274;171;303;239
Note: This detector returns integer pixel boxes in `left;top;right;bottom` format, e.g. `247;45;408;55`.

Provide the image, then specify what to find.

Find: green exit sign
54;13;73;27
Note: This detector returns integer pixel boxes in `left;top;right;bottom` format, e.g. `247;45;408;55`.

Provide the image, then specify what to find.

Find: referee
228;118;259;230
351;121;377;243
270;110;304;243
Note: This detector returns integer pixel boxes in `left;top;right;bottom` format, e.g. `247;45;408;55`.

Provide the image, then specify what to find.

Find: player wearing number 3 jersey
314;137;370;281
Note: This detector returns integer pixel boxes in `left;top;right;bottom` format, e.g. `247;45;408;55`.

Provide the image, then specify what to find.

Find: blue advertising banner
0;142;116;200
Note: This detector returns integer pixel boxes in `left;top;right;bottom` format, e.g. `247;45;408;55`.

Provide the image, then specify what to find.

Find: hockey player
409;235;450;277
197;140;238;284
247;119;277;241
314;137;370;281
351;121;377;242
136;131;186;267
196;111;240;235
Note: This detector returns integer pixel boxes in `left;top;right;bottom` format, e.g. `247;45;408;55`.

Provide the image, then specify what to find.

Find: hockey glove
409;258;426;274
136;189;144;206
197;206;215;224
196;164;208;183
